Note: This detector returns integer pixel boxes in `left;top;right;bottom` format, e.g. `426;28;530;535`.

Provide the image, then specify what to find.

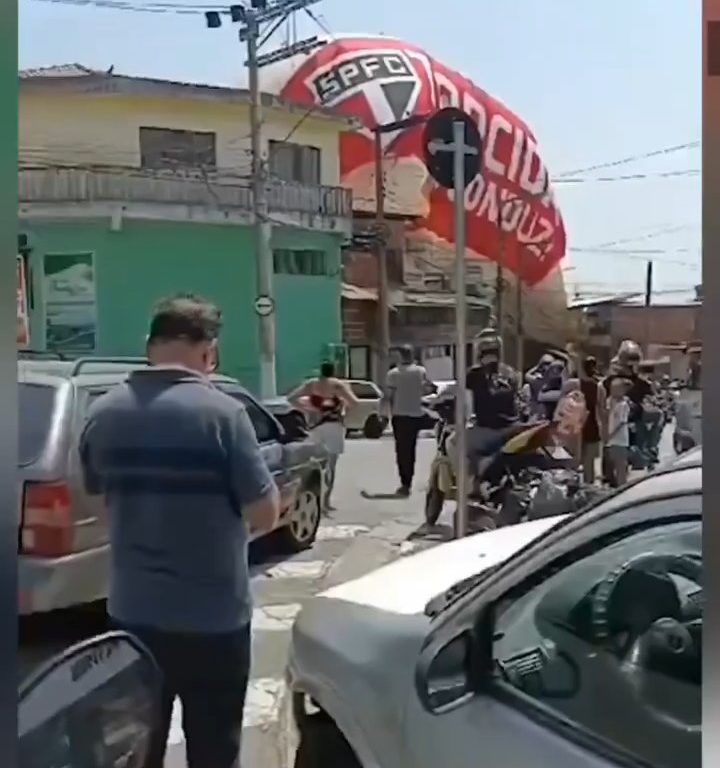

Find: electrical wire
553;169;699;184
580;224;699;250
553;141;700;179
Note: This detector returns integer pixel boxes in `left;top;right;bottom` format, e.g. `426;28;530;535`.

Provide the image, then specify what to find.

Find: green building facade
19;219;343;394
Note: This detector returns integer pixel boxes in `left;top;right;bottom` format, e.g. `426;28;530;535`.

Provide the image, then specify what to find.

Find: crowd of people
376;332;669;495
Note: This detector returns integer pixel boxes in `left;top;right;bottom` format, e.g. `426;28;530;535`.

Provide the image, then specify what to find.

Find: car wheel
294;715;361;768
278;484;321;552
363;413;385;439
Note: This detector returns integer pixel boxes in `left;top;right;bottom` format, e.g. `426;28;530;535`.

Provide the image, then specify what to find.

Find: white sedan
287;458;702;768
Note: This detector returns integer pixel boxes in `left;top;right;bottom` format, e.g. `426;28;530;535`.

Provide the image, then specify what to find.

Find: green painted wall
20;219;342;394
272;227;342;392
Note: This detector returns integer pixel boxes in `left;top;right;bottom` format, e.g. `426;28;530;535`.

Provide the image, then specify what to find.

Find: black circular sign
422;107;482;190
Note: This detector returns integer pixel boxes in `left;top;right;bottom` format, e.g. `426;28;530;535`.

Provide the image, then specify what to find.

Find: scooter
19;632;160;768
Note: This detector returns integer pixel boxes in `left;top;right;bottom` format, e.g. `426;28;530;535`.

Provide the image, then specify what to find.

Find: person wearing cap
465;329;518;465
79;294;280;768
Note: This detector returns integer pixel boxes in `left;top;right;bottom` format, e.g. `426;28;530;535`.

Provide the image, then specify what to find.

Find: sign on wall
17;255;29;348
43;253;98;353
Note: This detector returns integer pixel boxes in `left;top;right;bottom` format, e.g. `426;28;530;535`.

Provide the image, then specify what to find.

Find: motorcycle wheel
425;485;445;526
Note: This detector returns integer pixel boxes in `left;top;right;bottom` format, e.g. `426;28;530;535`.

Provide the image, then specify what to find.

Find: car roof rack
70;357;149;375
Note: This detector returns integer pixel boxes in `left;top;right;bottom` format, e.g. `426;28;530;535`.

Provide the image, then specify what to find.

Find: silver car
17;357;328;615
287;459;702;768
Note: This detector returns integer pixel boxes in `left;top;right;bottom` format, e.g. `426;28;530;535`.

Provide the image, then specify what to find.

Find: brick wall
342;298;376;344
610;304;702;348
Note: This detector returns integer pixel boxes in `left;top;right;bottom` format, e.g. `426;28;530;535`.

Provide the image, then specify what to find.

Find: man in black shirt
464;330;518;469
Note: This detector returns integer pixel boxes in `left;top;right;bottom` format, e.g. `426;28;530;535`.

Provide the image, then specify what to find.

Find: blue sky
19;0;701;302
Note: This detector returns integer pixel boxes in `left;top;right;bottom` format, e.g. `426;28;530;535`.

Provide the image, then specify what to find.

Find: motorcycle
19;632;161;768
424;402;588;533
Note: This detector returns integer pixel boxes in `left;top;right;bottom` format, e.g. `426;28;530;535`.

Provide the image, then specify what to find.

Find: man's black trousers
112;620;251;768
392;415;424;490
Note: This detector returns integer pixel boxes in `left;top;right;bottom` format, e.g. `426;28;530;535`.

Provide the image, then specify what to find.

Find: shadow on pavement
407;522;455;543
359;490;406;500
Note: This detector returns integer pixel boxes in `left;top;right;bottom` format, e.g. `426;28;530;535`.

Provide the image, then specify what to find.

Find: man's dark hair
319;360;335;378
148;294;222;343
398;345;414;364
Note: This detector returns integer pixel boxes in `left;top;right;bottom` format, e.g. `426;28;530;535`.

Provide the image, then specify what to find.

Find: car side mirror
19;632;161;768
415;611;495;714
416;631;475;713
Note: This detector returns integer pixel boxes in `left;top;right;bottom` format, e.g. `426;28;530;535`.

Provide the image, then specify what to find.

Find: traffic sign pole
421;107;481;540
453;119;469;539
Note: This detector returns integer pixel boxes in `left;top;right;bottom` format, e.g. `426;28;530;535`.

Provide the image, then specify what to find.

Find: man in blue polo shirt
79;294;279;768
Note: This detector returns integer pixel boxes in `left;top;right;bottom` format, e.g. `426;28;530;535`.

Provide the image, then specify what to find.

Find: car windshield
19;384;56;466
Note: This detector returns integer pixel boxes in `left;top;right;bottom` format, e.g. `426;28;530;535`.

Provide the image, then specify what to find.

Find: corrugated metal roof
20;64;101;79
568;292;641;309
391;289;492;308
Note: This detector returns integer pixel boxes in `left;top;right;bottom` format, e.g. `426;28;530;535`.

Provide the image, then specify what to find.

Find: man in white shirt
385;346;435;496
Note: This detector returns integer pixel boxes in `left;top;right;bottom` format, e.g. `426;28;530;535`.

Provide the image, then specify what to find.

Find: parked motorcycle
424;411;586;532
19;632;160;768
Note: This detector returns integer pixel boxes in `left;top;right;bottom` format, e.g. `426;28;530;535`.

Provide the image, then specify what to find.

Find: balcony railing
18;166;353;219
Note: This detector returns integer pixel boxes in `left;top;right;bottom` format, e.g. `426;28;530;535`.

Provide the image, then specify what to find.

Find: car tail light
21;482;74;557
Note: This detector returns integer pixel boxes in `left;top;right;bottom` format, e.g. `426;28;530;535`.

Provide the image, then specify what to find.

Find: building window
396;306;454;326
273;249;328;276
348;346;370;380
268;140;321;184
139;127;217;171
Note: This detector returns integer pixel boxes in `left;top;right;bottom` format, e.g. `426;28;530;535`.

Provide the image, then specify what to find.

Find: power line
554;141;700;179
554;168;699;184
568;249;699;268
570;246;699;255
582;224;699;250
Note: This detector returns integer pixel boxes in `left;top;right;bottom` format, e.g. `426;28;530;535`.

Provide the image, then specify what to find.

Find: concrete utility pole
644;260;654;356
245;13;276;397
374;130;391;385
206;0;325;398
371;114;430;384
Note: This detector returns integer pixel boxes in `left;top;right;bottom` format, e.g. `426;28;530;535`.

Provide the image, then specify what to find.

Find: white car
287;459;702;768
343;379;388;439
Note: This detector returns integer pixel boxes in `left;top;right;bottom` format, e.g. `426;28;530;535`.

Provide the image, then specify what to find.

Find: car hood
288;516;566;764
320;515;566;616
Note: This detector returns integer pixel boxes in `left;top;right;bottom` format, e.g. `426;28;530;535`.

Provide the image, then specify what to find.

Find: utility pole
206;0;325;398
494;261;504;347
245;12;276;397
515;264;524;374
644;260;654;356
371;114;430;384
374;130;391;385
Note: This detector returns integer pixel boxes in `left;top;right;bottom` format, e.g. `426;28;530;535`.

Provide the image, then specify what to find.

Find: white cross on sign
427;136;479;158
